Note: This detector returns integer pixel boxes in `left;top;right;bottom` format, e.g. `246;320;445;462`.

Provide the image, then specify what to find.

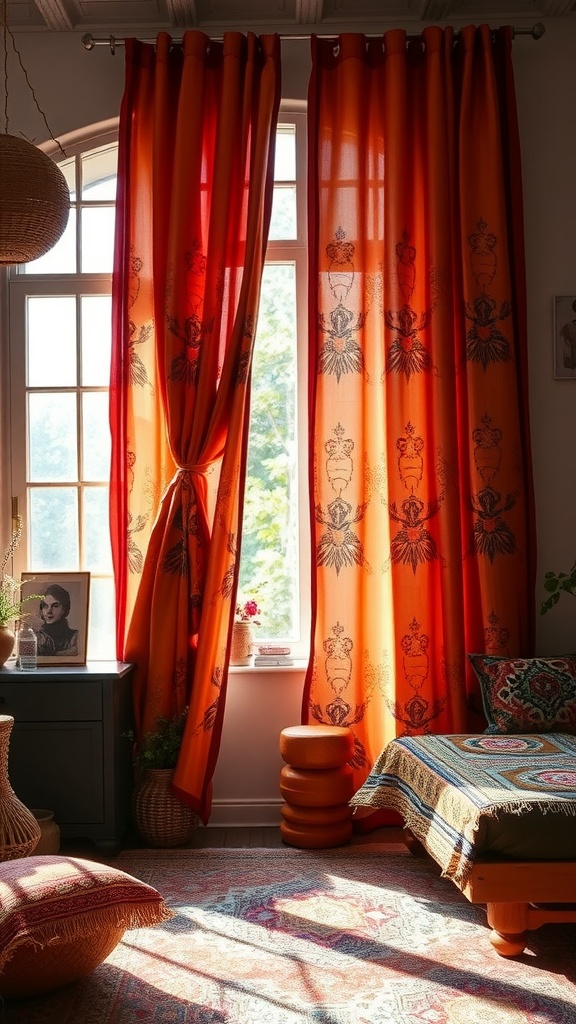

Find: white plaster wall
4;19;576;824
512;20;576;655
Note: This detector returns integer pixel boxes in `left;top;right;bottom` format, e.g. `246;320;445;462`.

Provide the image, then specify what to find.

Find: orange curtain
110;31;281;821
304;26;536;790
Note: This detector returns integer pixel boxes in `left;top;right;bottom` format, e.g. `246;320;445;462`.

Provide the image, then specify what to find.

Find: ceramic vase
230;621;254;665
0;626;15;668
0;715;41;860
133;768;198;848
31;808;61;855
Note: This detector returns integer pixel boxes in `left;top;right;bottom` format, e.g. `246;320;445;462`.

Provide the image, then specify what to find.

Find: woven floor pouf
279;725;355;849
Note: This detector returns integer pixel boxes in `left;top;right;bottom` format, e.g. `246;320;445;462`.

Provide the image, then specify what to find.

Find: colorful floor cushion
0;854;173;999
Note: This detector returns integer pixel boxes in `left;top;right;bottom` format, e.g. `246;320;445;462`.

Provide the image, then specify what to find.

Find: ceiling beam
34;0;73;30
295;0;324;23
164;0;199;28
541;0;575;13
420;1;454;19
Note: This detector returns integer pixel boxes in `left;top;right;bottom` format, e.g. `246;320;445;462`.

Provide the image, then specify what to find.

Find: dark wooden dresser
0;661;134;853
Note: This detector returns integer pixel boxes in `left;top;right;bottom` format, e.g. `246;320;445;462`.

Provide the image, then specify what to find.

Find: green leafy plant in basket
125;706;189;770
126;706;198;848
540;559;576;615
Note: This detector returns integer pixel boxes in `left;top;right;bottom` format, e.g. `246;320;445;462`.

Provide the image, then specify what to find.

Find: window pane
29;393;78;482
83;489;112;572
81;296;112;386
275;126;296;180
81;144;118;200
269;186;296;241
88;577;116;659
29;488;79;569
239;263;299;640
82;393;110;480
27;296;77;387
81;207;115;273
22;209;77;275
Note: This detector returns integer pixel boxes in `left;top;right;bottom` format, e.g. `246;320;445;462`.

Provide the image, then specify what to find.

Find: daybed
351;731;576;956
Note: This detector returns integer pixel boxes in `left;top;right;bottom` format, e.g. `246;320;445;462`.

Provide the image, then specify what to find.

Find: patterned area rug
2;846;575;1023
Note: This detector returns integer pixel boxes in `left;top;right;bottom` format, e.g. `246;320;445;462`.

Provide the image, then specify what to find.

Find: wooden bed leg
404;829;427;857
486;902;528;957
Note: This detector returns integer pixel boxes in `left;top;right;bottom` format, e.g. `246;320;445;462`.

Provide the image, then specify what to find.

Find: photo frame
553;295;576;379
20;572;90;666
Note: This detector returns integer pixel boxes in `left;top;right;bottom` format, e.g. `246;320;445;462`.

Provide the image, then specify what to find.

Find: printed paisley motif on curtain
384;233;433;381
389;495;443;574
318;304;366;382
166;244;213;385
326;226;355;302
484;610;510;655
387;423;444;574
472;414;503;485
396;422;424;494
236;314;256;387
308;622;384;773
319;228;367;383
315;496;371;575
470;485;517;562
386;618;446;732
465;218;512;368
325;423;354;495
126;448;154;576
161;502;197;577
125;249;154;394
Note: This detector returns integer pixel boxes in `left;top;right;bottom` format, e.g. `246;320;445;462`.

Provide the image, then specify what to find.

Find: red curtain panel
110;31;281;821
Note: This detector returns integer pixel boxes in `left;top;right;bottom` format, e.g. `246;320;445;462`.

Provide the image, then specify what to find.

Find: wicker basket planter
133;768;198;848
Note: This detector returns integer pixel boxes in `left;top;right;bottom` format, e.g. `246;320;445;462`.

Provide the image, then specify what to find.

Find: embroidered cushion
468;653;576;735
0;855;173;998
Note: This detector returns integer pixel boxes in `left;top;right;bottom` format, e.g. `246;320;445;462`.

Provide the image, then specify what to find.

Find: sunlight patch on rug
2;847;575;1023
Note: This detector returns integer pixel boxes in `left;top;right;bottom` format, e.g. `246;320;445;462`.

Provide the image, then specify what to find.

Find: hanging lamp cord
1;0;66;155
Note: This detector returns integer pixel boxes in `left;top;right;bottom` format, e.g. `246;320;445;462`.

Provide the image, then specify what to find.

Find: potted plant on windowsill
230;597;261;665
126;707;199;848
540;559;576;615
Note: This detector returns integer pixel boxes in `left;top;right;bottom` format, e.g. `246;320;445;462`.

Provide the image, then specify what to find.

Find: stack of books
254;646;294;667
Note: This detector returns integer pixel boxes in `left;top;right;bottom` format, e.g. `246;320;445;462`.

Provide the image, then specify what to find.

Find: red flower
235;598;261;625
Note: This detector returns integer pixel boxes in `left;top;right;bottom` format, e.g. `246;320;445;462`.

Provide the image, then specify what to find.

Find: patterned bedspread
350;733;576;887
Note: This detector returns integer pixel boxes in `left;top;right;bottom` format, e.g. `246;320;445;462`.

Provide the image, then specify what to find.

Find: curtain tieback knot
179;464;211;477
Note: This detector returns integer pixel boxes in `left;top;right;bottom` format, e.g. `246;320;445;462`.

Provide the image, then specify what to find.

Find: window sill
228;659;308;674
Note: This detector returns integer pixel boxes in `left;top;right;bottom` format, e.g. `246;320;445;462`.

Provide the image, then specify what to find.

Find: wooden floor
61;824;406;857
189;825;405;849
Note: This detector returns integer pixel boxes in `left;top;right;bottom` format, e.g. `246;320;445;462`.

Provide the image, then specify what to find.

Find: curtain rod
81;22;546;54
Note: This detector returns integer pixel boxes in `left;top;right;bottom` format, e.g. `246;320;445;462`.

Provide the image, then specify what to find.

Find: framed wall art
20;572;90;666
553;295;576;379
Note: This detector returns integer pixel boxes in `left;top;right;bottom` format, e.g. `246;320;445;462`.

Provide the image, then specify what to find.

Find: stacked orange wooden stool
279;725;355;848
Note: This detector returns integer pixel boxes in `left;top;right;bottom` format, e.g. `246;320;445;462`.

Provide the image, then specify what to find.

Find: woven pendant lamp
0;1;70;266
0;135;70;265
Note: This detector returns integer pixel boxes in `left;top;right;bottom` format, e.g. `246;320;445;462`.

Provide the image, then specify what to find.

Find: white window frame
6;126;118;661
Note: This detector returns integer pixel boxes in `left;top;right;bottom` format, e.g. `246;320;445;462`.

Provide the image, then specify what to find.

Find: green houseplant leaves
541;559;576;615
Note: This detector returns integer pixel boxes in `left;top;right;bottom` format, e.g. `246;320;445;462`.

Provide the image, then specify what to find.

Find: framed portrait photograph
20;572;90;666
553;295;576;379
